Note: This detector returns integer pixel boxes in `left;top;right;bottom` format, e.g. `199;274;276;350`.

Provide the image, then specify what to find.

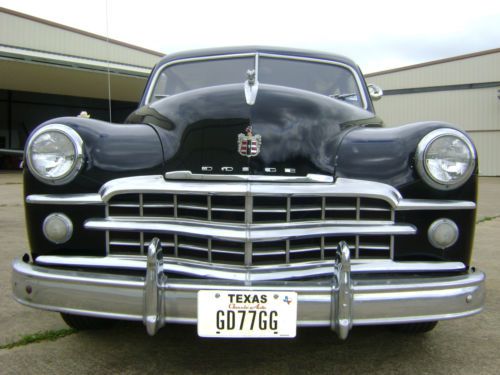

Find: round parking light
43;213;73;244
428;218;459;249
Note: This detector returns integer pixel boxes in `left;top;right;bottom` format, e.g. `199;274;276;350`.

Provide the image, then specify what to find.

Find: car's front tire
61;313;114;330
391;321;438;333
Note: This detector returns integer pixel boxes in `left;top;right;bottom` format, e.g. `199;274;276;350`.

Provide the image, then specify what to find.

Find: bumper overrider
12;240;485;339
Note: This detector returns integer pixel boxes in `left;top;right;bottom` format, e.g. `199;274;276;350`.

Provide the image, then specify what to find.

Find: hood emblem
238;126;261;157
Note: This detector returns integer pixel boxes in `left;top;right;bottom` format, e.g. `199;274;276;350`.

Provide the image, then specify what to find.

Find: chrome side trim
35;255;466;281
397;199;476;210
26;193;103;205
25;176;476;212
164;171;334;183
85;218;415;243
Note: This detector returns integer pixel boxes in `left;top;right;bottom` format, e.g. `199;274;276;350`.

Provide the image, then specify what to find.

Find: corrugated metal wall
367;50;500;176
0;11;160;67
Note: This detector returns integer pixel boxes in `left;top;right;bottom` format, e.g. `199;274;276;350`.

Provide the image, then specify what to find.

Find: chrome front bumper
12;240;485;339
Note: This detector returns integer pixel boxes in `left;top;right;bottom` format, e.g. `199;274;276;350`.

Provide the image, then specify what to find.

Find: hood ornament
238;126;261;157
244;69;259;106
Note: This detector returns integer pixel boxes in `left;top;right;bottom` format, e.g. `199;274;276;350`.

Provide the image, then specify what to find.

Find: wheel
391;321;438;333
61;313;114;330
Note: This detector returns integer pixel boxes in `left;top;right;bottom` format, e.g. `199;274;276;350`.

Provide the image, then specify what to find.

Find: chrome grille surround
85;175;416;266
26;175;476;271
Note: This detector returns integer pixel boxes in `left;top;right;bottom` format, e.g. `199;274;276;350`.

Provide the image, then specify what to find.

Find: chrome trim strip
85;218;415;243
397;199;476;210
12;258;484;329
26;193;103;205
25;177;476;212
35;255;466;281
144;52;369;109
99;176;402;206
164;171;333;183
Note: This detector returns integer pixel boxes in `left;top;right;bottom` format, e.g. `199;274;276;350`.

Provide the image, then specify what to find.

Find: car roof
156;46;358;68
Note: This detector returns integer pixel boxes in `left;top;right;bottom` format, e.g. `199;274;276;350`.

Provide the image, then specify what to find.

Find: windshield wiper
330;93;357;100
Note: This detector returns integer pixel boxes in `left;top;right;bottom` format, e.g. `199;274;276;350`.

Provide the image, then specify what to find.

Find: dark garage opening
0;89;138;169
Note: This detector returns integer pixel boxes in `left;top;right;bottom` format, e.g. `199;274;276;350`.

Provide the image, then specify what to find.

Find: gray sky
1;0;500;73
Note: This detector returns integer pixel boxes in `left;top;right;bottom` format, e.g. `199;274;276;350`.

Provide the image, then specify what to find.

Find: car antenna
105;0;113;123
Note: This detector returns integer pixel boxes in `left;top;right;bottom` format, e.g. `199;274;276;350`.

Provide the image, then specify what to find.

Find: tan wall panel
468;132;500;176
367;51;500;89
0;60;147;102
373;88;500;132
0;12;160;68
373;90;500;176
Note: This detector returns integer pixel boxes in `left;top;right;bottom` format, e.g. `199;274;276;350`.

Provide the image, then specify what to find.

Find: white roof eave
0;44;151;77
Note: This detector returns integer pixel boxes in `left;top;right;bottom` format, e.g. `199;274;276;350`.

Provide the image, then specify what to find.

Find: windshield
259;57;362;107
150;57;254;101
149;55;363;108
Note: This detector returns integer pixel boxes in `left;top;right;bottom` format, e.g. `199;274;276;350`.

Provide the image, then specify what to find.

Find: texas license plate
197;290;297;338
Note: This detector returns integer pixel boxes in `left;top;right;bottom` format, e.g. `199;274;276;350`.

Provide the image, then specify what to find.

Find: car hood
126;83;380;177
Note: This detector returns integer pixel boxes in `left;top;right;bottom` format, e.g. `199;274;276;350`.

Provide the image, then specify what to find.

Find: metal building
0;7;162;162
366;48;500;176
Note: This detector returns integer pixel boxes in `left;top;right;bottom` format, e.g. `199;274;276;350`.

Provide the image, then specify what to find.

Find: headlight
26;124;84;185
415;128;476;190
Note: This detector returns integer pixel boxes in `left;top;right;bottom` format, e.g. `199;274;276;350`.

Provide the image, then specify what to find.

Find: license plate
197;290;297;338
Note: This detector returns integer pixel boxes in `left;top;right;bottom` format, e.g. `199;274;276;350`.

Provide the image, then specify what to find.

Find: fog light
428;218;458;249
43;213;73;244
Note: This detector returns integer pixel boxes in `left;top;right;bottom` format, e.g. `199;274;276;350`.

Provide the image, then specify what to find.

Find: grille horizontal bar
85;218;414;243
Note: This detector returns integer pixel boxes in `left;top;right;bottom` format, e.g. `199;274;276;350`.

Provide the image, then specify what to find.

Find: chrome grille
106;192;396;264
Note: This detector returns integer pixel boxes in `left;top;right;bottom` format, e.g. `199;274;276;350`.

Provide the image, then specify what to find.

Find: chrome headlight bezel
415;128;476;190
25;124;84;185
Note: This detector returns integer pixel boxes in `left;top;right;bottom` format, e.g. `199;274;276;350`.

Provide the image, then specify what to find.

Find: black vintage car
12;47;485;339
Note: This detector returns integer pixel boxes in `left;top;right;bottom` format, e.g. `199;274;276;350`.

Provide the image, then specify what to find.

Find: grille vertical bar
320;197;325;260
207;195;212;262
173;194;178;257
244;193;253;266
105;205;110;255
355;197;360;258
139;193;144;255
390;209;395;259
285;196;291;264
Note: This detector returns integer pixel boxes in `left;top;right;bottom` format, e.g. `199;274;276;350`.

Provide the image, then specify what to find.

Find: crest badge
237;126;261;157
